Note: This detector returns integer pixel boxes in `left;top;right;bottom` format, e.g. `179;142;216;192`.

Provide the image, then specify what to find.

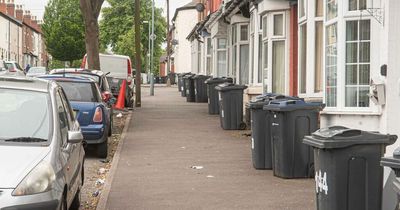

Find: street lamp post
150;0;155;96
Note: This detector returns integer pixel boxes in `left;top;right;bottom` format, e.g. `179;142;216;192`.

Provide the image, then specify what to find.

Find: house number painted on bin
315;170;328;195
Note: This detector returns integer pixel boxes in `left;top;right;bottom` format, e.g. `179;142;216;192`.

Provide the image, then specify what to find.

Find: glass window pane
262;16;268;38
217;51;227;77
316;0;323;17
240;25;249;41
263;42;268;69
232;46;237;78
218;38;227;49
250;14;254;33
359;64;370;85
346;65;358;85
346;43;358;63
360;20;370;40
326;23;337;107
206;57;212;75
207;38;212;54
272;41;285;94
359;42;370;62
359;0;367;10
349;0;357;11
345;87;358;107
359;87;370;107
300;24;307;93
273;14;284;36
327;0;338;21
299;0;306;18
315;22;323;93
239;44;250;85
346;21;358;41
232;26;237;44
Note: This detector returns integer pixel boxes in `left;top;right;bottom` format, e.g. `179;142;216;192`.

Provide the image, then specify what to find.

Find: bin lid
381;147;400;175
193;75;211;80
263;99;323;112
303;126;397;149
215;83;248;91
205;77;233;84
183;74;195;79
248;94;294;109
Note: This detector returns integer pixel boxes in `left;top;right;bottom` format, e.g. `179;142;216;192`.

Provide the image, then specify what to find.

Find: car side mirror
68;131;83;144
109;97;117;105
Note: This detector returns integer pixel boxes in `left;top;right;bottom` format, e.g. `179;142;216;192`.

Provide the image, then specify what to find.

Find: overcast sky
14;0;191;22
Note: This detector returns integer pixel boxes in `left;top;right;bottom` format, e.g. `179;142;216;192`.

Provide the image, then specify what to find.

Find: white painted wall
173;9;197;74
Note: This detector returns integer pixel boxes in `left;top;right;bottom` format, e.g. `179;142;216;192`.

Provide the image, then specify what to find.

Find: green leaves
42;0;86;62
100;0;167;74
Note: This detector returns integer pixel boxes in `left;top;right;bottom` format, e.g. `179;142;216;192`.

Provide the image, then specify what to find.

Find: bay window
216;38;227;77
325;23;338;107
206;38;212;75
231;24;250;85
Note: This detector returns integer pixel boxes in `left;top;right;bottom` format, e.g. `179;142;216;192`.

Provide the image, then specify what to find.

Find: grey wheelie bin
205;77;233;115
303;126;396;210
185;74;196;102
215;83;247;130
264;99;323;178
381;147;400;210
194;75;211;103
248;94;300;170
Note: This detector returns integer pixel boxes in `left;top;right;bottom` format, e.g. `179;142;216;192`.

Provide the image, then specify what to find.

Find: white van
82;54;133;83
82;54;134;107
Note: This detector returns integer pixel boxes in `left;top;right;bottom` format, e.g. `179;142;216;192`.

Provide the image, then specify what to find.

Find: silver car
0;76;85;210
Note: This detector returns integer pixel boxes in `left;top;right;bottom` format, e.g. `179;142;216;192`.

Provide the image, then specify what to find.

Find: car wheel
108;118;113;137
69;188;81;210
97;136;108;158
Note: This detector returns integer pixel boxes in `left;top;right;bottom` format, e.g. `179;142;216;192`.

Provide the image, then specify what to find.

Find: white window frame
322;0;379;114
345;0;370;14
261;11;288;94
213;37;228;77
231;23;250;85
205;37;213;76
298;0;324;98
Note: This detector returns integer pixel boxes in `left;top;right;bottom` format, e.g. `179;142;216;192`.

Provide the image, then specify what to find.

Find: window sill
320;110;382;116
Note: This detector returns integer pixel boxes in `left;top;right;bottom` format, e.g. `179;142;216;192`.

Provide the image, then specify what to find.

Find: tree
80;0;104;70
42;0;85;64
100;0;166;75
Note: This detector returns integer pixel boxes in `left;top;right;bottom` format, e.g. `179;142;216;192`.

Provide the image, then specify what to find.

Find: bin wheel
239;122;247;130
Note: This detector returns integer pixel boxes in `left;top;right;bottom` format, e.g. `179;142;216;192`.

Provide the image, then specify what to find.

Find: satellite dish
195;3;205;12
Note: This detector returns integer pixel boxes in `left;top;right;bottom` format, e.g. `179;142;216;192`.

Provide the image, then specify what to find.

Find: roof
172;1;197;22
0;76;50;92
0;11;22;26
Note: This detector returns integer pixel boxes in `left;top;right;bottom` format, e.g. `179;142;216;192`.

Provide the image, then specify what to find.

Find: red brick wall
160;63;166;77
289;5;298;96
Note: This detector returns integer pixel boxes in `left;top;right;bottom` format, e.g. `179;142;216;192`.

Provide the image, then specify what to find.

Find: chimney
0;0;6;14
15;5;23;21
6;0;15;17
31;16;38;30
23;10;31;25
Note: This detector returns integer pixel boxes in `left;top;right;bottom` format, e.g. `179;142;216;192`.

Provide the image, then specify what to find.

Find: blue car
39;75;111;158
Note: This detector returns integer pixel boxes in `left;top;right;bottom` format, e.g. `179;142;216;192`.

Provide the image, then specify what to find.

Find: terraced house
0;0;48;67
183;0;400;208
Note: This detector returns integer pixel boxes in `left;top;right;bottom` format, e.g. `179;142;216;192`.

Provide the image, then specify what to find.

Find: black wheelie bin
205;77;233;115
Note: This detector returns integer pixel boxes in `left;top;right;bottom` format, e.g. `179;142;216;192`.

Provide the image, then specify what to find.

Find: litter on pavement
191;166;204;170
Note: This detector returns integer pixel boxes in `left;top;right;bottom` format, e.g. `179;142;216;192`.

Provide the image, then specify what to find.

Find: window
240;25;249;41
299;0;307;18
299;24;307;94
327;0;338;21
316;0;323;17
262;16;268;38
216;38;227;77
345;20;370;107
273;14;284;36
56;91;69;145
206;38;212;75
272;41;285;94
258;34;263;84
326;23;338;107
239;44;250;85
315;21;323;93
349;0;367;11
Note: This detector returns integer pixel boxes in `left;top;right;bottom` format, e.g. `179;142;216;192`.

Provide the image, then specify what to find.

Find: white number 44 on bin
315;170;328;195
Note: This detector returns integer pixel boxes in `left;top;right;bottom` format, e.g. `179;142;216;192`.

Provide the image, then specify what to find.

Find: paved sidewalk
105;86;315;210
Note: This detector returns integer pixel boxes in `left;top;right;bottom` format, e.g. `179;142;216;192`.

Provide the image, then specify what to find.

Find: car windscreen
0;89;51;141
58;81;100;102
54;73;100;83
5;63;12;70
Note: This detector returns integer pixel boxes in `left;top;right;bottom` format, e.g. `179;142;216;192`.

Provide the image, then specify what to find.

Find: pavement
102;85;316;210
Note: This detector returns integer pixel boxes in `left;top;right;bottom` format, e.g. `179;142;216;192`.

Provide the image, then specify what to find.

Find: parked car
4;61;25;76
0;76;85;210
82;54;134;107
50;68;115;105
26;66;48;77
0;60;6;71
39;75;111;158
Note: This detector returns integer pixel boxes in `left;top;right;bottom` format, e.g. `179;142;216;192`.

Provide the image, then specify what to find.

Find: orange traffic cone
114;80;126;110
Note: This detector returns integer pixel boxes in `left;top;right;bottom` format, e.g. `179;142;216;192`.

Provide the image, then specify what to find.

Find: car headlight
12;161;56;196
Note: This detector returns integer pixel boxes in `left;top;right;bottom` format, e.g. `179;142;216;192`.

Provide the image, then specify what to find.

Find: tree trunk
80;0;103;70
